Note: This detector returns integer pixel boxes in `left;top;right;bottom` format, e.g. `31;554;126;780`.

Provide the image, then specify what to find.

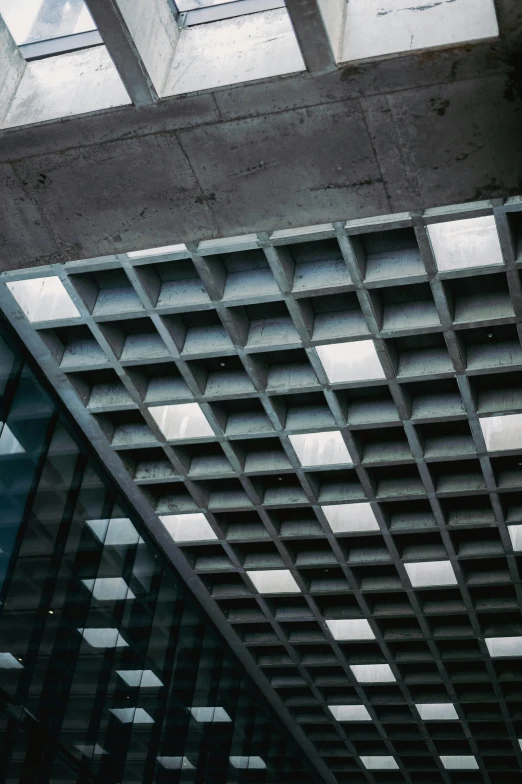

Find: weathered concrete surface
0;0;521;268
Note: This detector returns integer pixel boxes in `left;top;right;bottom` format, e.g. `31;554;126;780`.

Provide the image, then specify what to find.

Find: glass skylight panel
326;619;375;641
82;577;135;601
149;403;214;440
316;340;385;384
0;424;25;455
190;707;231;722
360;756;398;770
322;502;380;533
229;756;266;770
440;756;479;770
86;517;144;546
127;243;187;259
160;512;217;543
350;663;395;683
177;0;240;10
0;652;23;669
116;670;163;688
109;707;154;724
428;215;503;272
329;704;371;721
485;636;522;657
480;413;522;452
247;569;301;594
0;0;95;45
289;431;352;468
76;745;106;758
77;628;128;648
6;276;81;323
508;525;522;552
158;757;195;770
404;560;457;588
416;703;458;721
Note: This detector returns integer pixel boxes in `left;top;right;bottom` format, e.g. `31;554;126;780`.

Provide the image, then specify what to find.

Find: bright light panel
76;744;106;758
77;628;128;648
109;707;154;724
404;560;457;587
485;636;522;657
428;215;503;272
508;525;522;552
326;619;375;641
329;704;371;721
149;403;214;440
128;243;186;258
86;517;143;546
7;276;80;322
82;577;135;601
350;663;395;683
360;756;398;770
316;340;385;384
289;431;352;467
0;424;25;455
158;757;195;770
229;756;266;770
322;502;380;533
416;703;458;721
480;413;522;452
247;569;301;594
160;512;217;543
440;755;479;770
0;652;23;669
116;670;163;688
190;707;231;723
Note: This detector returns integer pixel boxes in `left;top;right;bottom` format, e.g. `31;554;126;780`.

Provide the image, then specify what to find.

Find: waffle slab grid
3;197;522;784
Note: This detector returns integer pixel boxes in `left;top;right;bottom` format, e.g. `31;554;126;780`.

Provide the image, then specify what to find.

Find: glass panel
0;0;96;45
177;0;243;11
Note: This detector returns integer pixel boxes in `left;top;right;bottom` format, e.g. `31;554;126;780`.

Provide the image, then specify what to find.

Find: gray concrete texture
0;0;521;269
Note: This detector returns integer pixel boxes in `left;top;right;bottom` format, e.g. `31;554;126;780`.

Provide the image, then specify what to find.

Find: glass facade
0;320;318;784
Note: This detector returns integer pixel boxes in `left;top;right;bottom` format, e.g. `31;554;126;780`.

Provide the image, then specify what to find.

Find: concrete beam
284;0;336;73
84;0;159;107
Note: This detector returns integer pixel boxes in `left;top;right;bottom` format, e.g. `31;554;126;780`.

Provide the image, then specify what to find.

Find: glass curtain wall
0;319;317;784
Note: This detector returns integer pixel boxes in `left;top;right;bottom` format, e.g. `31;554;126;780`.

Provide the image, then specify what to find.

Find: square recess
246;569;301;594
316;340;385;384
289;431;352;468
428;215;503;273
404;561;457;588
159;512;217;543
322;503;380;534
149;403;214;440
7;276;80;323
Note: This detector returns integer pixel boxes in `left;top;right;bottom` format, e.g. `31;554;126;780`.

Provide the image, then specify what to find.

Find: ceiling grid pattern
4;199;522;784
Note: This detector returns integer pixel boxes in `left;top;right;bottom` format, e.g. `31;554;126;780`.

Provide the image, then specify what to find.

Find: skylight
86;517;144;546
116;670;163;688
289;431;352;468
127;243;186;259
485;636;522;657
0;0;96;46
229;756;266;770
440;756;479;770
316;340;385;384
350;663;396;683
321;502;380;533
77;628;128;648
479;413;522;452
149;403;214;440
160;512;217;543
416;703;458;721
246;569;301;594
404;560;457;588
0;424;25;455
158;757;195;770
0;652;23;669
360;756;398;770
109;707;155;724
428;215;503;272
342;0;499;63
82;577;135;601
6;276;81;322
329;704;371;721
508;525;522;552
175;0;285;26
190;707;232;722
326;619;375;641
